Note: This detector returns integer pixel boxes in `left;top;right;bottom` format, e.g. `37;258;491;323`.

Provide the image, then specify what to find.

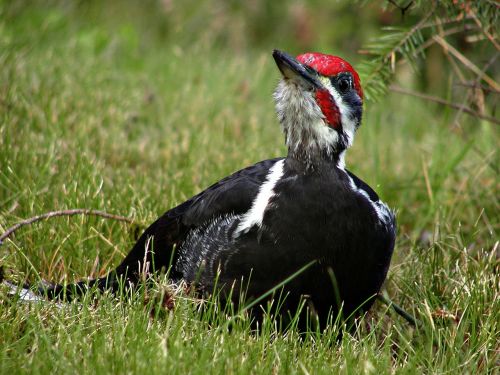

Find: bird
36;50;396;329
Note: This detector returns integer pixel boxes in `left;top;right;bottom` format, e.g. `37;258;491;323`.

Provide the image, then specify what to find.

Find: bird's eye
337;77;352;93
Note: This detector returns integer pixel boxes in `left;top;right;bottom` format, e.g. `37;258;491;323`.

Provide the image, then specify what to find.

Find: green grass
0;1;498;374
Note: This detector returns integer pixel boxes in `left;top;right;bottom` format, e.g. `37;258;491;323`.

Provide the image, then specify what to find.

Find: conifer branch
359;7;435;100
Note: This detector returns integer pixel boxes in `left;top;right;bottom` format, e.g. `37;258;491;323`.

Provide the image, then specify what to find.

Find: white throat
273;79;356;167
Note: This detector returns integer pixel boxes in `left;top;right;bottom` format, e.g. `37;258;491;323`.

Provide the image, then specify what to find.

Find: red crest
297;53;363;100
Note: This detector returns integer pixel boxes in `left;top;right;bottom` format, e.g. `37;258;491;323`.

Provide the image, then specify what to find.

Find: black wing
117;157;284;280
182;158;283;227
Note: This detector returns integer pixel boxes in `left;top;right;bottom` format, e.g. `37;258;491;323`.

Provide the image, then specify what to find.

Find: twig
449;51;498;126
360;24;478;58
390;85;500;125
0;209;135;245
433;35;500;92
387;0;414;17
421;15;474;29
451;53;499;173
454;82;500;94
377;293;418;327
469;8;500;51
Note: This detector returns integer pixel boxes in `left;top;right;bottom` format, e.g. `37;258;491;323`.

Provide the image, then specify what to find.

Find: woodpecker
35;50;396;328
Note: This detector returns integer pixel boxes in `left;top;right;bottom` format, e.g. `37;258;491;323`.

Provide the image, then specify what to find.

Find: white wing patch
234;159;285;236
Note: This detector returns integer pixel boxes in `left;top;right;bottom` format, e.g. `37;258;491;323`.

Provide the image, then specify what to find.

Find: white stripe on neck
337;150;346;170
322;79;357;148
344;172;393;225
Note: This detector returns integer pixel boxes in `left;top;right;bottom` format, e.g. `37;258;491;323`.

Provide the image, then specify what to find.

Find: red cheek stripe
315;89;341;130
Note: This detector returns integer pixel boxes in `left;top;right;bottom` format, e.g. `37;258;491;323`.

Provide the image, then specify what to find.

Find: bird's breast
261;169;394;262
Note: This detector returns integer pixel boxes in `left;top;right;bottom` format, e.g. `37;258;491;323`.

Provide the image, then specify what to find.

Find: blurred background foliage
2;0;497;117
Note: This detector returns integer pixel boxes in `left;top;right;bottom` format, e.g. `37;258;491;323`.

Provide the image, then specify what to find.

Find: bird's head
273;49;363;167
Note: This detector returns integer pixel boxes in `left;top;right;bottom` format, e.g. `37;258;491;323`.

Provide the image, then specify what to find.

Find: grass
0;1;498;374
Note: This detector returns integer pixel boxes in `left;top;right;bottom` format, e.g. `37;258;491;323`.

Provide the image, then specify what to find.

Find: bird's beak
273;49;321;89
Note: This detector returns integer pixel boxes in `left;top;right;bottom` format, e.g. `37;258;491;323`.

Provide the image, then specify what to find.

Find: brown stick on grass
0;209;135;245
